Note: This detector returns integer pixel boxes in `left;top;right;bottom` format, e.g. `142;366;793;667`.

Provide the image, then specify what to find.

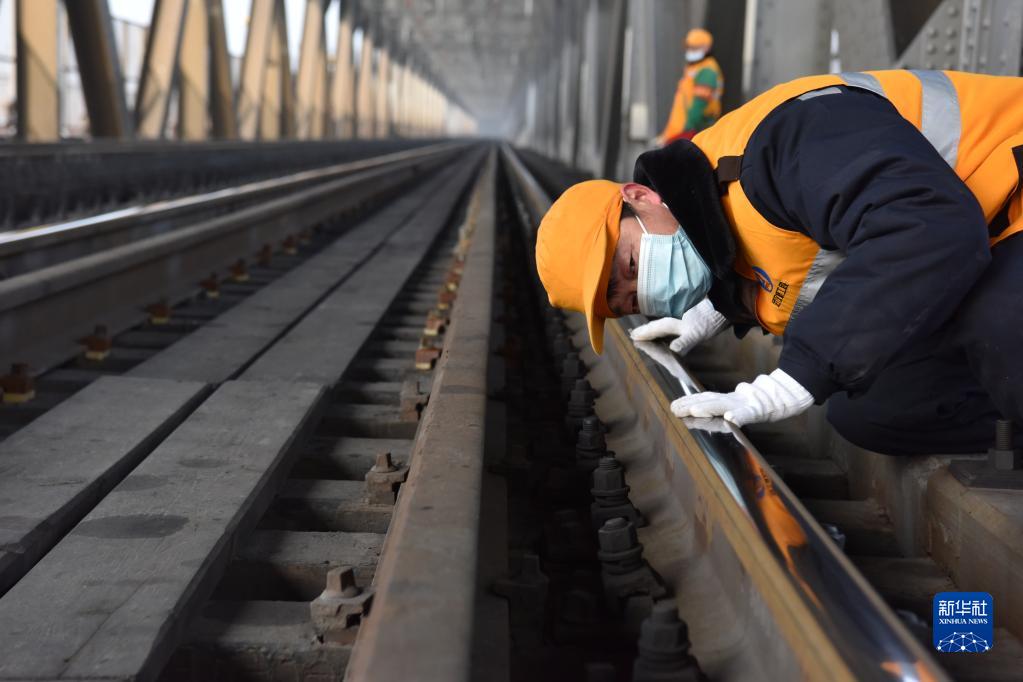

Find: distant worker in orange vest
655;28;724;145
535;70;1023;455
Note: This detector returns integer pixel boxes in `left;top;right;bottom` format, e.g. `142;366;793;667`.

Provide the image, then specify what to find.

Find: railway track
0;141;1019;682
0;142;465;378
0;143;490;680
0;139;438;230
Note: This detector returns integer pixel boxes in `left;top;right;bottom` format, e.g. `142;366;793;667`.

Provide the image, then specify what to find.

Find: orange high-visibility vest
661;56;724;140
693;70;1023;335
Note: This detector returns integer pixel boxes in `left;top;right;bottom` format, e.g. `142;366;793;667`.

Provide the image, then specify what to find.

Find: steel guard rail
500;144;947;682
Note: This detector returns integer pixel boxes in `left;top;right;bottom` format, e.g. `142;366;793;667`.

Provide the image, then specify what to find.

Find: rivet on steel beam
229;258;250;283
282;235;299;255
146;299;171;325
200;273;220;299
632;601;706;682
80;325;112;361
0;363;35;404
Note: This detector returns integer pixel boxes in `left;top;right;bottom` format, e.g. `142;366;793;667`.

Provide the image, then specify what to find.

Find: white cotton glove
629;298;729;355
670;369;814;426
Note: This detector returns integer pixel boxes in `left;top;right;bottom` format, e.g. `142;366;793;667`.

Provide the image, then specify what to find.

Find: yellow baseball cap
685;28;713;50
536;180;623;354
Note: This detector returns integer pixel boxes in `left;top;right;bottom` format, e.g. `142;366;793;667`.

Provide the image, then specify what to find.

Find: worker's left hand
670;369;813;426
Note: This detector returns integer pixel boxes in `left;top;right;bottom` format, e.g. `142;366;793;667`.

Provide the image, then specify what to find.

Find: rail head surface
344;150;498;682
502;145;948;682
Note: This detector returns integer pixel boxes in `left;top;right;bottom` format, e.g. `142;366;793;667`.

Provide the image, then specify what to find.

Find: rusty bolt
424;314;446;337
80;325;112;361
0;363;34;404
365;451;408;505
371;451;397;474
445;270;461;291
282;235;298;255
437;289;457;310
310;566;373;642
415;343;442;371
146;299;171;325
257;243;273;266
324;566;362;599
200;273;220;298
229;258;249;283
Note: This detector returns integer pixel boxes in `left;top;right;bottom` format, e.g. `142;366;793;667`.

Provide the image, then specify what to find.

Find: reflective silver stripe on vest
840;71;885;98
797;86;842;101
910;69;961;168
789;249;845;321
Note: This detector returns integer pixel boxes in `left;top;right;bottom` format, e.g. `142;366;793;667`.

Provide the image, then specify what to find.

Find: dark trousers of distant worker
827;232;1023;455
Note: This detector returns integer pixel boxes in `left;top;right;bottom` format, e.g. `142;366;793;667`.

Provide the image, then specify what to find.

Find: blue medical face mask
634;208;713;318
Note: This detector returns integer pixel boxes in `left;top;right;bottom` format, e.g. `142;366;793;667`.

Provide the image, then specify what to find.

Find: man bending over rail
536;69;1023;455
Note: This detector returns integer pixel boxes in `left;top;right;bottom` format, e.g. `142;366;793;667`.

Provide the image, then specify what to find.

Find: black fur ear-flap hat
632;139;736;279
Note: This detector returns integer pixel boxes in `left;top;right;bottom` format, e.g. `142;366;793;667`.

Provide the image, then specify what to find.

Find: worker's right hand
629;298;729;356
